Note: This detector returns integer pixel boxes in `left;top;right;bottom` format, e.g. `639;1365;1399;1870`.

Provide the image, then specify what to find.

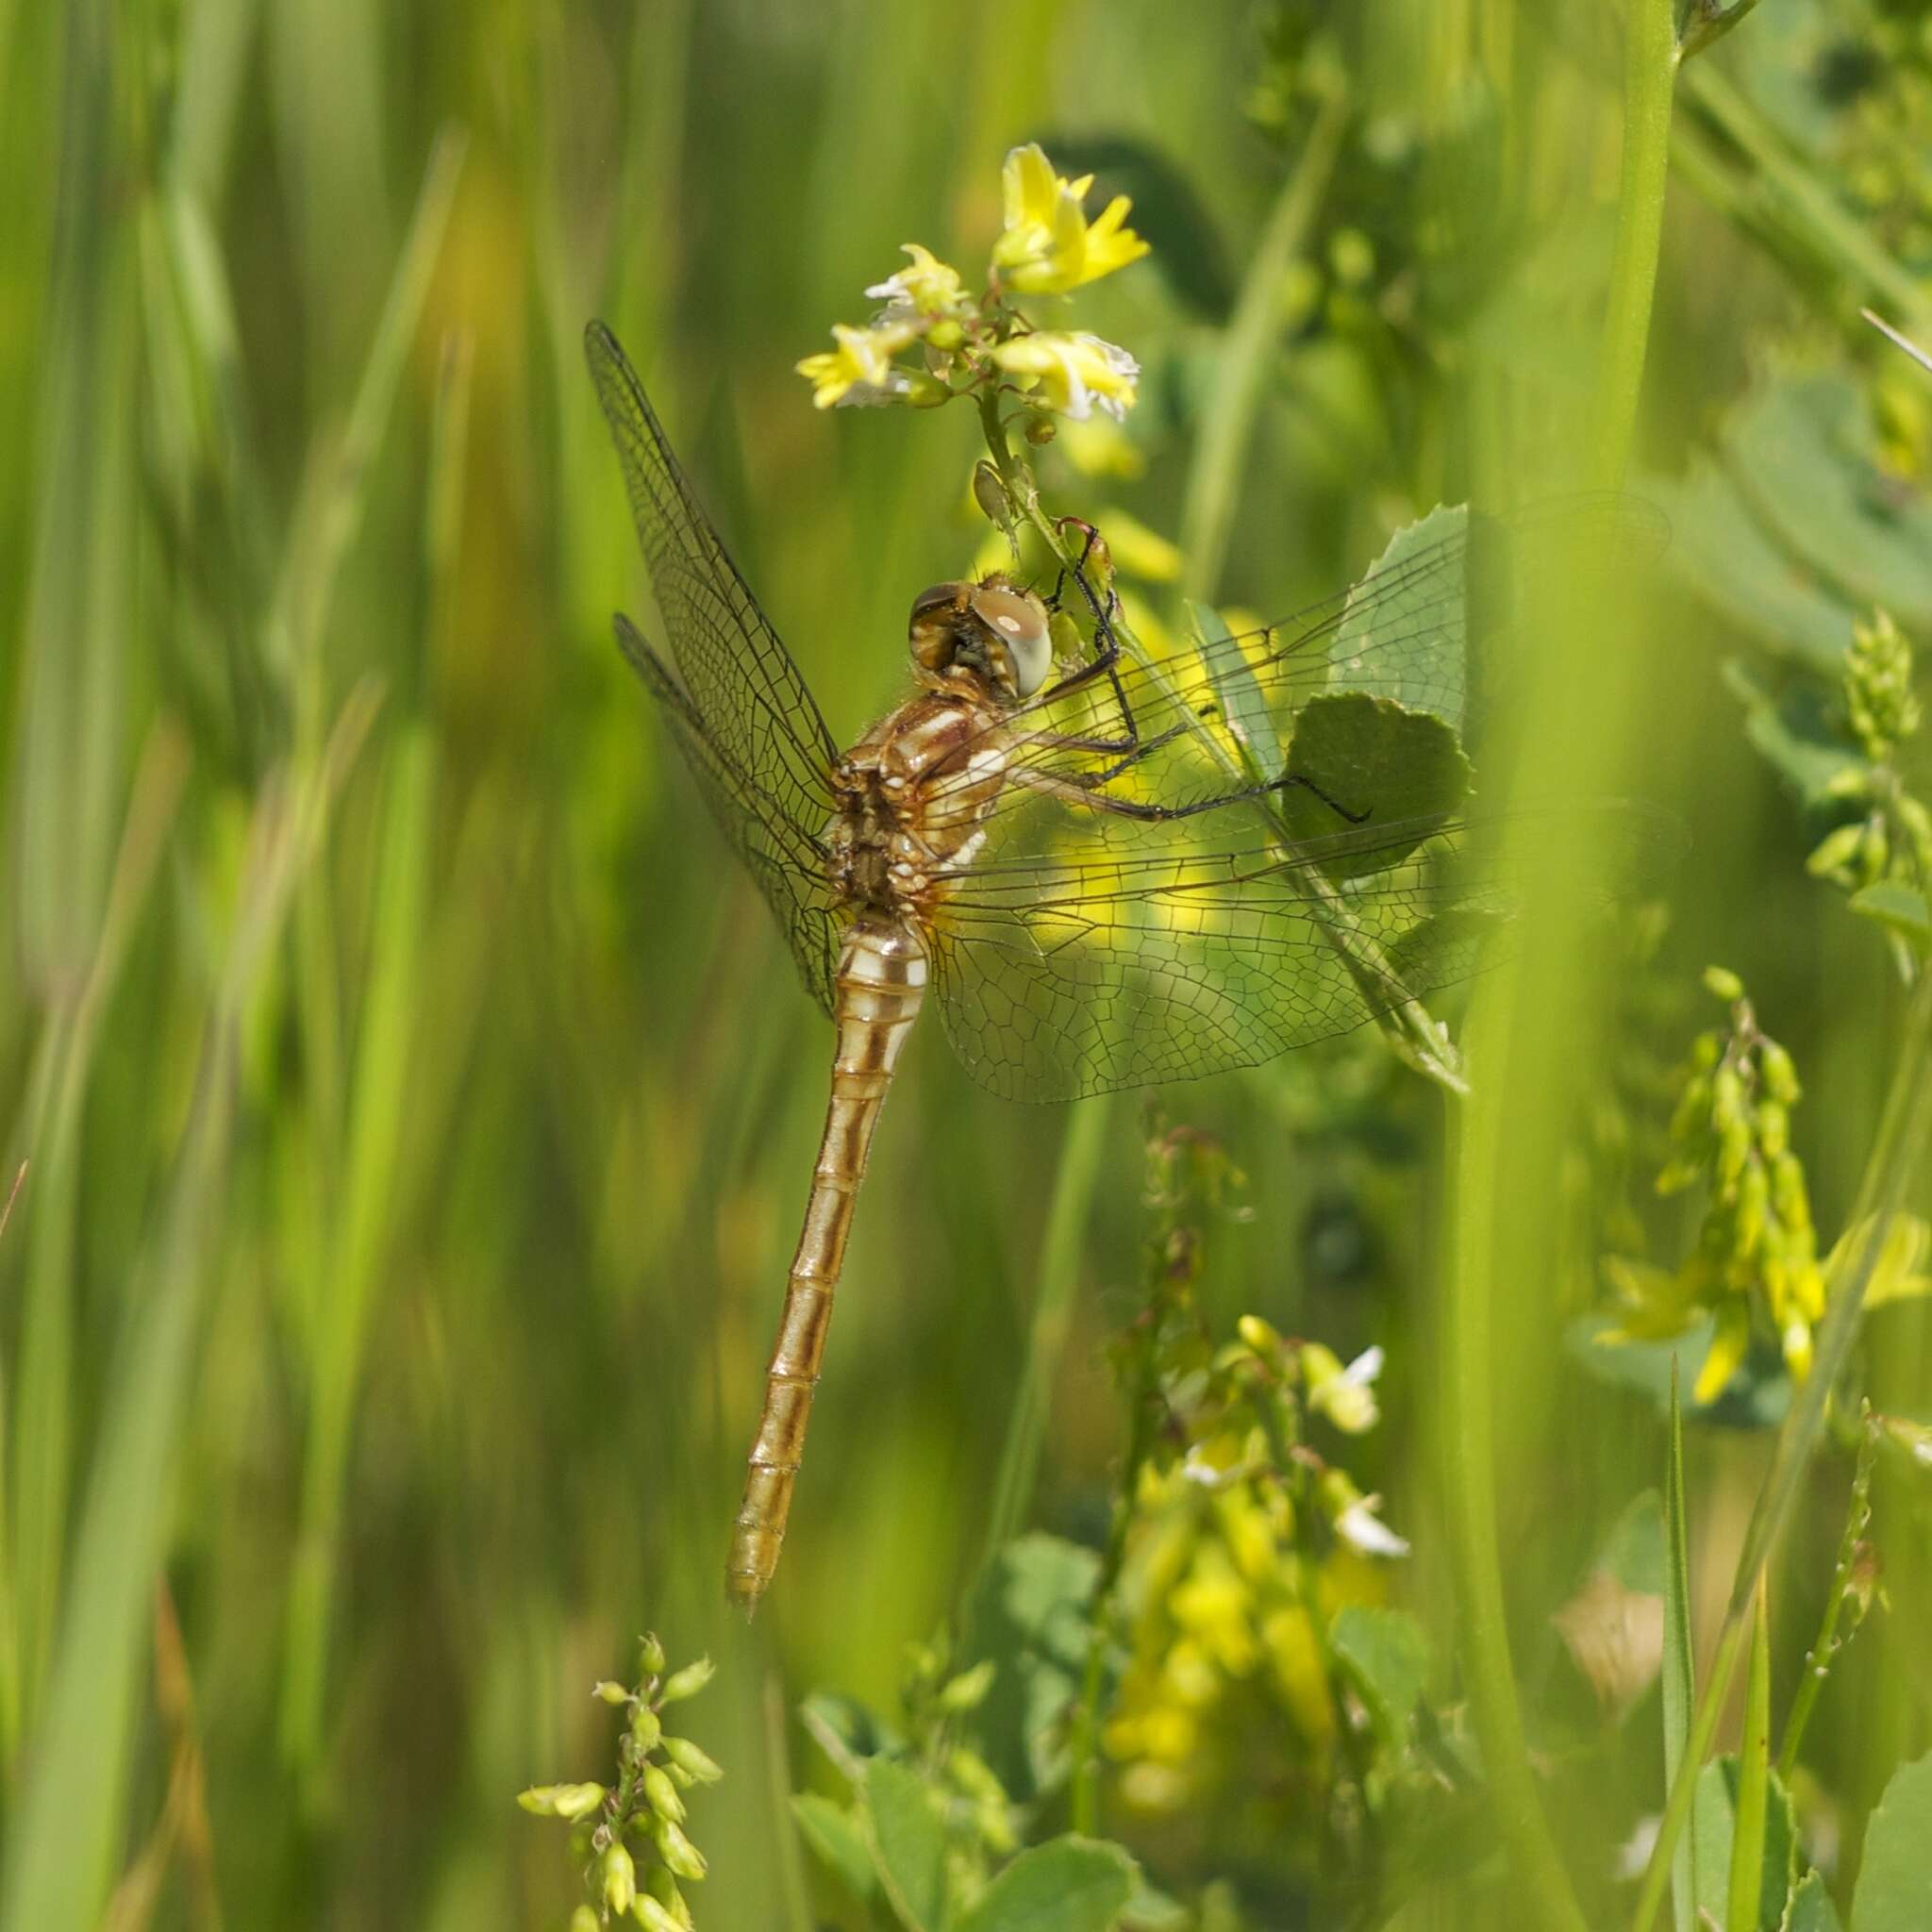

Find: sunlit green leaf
1330;1605;1431;1746
863;1757;950;1932
953;1835;1137;1932
1850;1749;1932;1932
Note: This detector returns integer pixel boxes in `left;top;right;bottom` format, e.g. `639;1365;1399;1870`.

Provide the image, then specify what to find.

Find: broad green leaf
1332;504;1471;737
1121;1879;1190;1929
1645;460;1853;674
1849;1749;1932;1932
1329;1605;1430;1746
1275;693;1472;875
1783;1869;1843;1932
1599;1489;1668;1596
1691;1755;1796;1932
1567;1312;1791;1428
965;1534;1099;1800
953;1835;1136;1932
1664;1375;1697;1932
792;1792;877;1905
1724;658;1868;812
1722;372;1932;629
1188;599;1280;780
1850;881;1932;951
862;1757;950;1932
800;1690;904;1782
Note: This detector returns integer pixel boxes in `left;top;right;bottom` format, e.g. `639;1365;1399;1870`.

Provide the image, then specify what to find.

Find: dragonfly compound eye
968;584;1052;698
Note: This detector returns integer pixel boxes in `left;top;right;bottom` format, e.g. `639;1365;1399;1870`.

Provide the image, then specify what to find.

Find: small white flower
1613;1814;1660;1882
1308;1344;1384;1435
1335;1493;1410;1558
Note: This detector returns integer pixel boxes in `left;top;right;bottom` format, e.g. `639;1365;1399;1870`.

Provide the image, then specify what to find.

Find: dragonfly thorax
825;691;1011;916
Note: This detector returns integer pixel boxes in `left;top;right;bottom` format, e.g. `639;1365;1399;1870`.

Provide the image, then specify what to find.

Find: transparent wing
928;801;1678;1102
924;494;1672;1101
616;616;841;1014
929;494;1667;825
587;322;841;1010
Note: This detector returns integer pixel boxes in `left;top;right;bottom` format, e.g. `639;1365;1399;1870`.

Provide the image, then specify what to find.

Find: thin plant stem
979;1099;1109;1570
1777;1416;1875;1781
1591;0;1677;489
1179;88;1349;605
1067;1314;1163;1840
1630;965;1932;1932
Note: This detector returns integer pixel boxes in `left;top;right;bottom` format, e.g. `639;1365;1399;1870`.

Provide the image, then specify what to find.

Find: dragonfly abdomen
726;916;927;1607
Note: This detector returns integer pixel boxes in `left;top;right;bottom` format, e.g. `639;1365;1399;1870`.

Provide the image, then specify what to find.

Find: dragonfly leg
1011;758;1371;828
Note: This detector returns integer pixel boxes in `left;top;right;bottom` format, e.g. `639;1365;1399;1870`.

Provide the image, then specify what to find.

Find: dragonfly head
908;576;1053;702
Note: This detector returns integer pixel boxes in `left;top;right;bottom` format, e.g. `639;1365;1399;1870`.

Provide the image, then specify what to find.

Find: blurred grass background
1;0;1928;1925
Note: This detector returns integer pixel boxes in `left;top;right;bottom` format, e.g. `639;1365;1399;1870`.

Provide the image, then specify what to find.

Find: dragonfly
586;320;1664;1608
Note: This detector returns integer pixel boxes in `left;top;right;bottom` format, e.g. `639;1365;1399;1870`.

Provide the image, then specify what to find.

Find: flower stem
1591;0;1677;489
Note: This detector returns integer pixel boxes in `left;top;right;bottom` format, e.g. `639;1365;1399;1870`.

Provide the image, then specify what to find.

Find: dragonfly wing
931;494;1668;824
617;618;841;1014
926;792;1676;1103
588;323;841;1006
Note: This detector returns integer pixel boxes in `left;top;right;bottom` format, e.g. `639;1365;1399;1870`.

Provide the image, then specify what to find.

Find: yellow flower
991;331;1139;422
795;318;927;409
992;142;1149;293
865;242;968;320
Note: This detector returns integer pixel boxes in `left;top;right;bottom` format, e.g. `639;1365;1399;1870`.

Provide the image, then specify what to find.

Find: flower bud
630;1705;662;1754
603;1843;637;1916
1703;964;1744;1003
660;1736;724;1785
653;1817;708;1882
571;1907;600;1932
594;1679;631;1707
518;1781;607;1820
633;1895;683;1932
938;1659;997;1713
659;1657;714;1705
641;1763;686;1823
639;1633;667;1678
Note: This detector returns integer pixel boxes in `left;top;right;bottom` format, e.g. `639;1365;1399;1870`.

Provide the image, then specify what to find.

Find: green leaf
1727;1583;1774;1932
1645;460;1853;674
1275;693;1472;875
1691;1755;1796;1932
1849;881;1932;951
862;1757;950;1932
800;1690;904;1783
1664;1370;1697;1932
1599;1488;1668;1596
1722;372;1932;630
1120;1879;1190;1929
1849;1749;1932;1932
791;1792;877;1905
1189;600;1280;780
1333;505;1472;737
965;1534;1100;1801
953;1836;1137;1932
1783;1869;1843;1932
1329;1604;1431;1747
1566;1311;1792;1428
1724;658;1869;812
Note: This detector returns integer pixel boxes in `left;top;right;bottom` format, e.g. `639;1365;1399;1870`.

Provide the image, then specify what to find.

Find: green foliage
1690;1753;1796;1932
1849;1750;1932;1932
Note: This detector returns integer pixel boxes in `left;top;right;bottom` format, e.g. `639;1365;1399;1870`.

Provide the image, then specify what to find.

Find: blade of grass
0;691;376;1932
1662;1361;1697;1932
1726;1576;1772;1932
280;726;436;1774
978;1098;1108;1572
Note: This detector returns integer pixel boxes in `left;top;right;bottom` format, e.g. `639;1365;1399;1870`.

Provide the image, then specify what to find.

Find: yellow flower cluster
796;143;1147;417
1105;1463;1388;1817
